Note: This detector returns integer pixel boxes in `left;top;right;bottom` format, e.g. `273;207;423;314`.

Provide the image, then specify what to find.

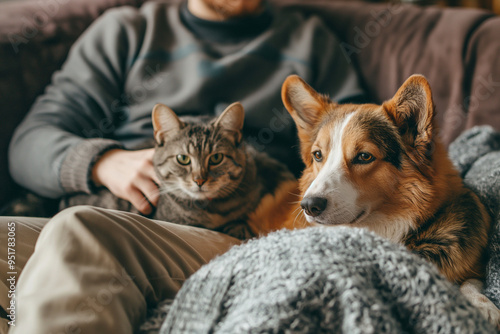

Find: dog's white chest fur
359;213;414;244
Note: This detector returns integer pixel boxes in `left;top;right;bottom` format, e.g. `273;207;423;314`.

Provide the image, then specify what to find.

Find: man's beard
202;0;264;19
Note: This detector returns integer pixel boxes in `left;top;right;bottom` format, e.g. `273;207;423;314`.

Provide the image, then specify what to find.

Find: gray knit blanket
449;126;500;308
139;126;500;334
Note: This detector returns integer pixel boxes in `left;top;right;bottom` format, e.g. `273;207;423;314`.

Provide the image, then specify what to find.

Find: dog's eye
354;152;375;164
176;154;191;165
313;150;323;162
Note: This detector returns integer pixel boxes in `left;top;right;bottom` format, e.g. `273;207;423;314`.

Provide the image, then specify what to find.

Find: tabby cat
59;103;300;239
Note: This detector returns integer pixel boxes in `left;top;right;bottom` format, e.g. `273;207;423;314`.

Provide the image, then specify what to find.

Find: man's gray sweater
9;1;364;198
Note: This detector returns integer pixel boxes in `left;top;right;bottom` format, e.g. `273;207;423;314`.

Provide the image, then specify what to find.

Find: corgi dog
280;74;500;326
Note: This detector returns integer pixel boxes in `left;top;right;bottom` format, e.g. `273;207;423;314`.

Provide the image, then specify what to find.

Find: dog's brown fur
277;74;498;325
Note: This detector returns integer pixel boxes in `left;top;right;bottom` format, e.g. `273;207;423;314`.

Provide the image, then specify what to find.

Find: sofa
1;0;500;212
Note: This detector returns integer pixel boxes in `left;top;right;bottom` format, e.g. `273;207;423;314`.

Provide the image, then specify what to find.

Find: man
0;0;364;332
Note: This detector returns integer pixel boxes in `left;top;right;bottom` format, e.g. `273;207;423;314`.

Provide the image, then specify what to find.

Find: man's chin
204;0;264;19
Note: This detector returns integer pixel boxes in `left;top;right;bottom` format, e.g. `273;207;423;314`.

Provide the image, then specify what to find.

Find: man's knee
48;204;97;229
41;205;124;246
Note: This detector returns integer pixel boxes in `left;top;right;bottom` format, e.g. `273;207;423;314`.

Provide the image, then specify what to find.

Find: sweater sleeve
9;9;141;198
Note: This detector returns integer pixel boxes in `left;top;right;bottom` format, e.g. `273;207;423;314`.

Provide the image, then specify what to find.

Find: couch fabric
0;1;499;205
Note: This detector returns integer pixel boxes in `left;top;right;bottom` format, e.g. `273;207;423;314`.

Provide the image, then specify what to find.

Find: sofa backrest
1;0;499;208
275;0;500;146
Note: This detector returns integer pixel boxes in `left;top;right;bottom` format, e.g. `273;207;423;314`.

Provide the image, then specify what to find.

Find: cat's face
152;103;247;200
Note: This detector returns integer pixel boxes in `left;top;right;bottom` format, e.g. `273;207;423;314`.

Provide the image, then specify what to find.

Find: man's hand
92;148;160;215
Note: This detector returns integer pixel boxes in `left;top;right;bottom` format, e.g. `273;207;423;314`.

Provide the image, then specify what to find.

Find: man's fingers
136;177;160;208
145;163;161;185
142;148;156;157
128;187;153;215
95;148;160;215
141;149;161;185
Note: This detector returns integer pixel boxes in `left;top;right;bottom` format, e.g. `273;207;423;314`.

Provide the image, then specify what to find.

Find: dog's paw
460;279;500;329
473;295;500;329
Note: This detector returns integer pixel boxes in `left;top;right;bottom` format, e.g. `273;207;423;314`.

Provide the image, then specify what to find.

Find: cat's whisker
218;184;243;197
157;183;185;192
156;188;182;196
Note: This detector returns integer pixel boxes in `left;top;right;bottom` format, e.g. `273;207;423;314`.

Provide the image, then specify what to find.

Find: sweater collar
180;1;273;43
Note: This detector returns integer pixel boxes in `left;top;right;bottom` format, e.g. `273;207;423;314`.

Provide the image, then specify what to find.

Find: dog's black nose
301;197;327;217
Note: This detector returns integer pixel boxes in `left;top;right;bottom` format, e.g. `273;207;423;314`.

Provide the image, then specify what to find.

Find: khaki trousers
0;206;239;334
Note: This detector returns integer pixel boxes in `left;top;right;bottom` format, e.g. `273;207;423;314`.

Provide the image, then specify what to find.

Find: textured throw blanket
139;126;500;333
160;227;495;333
448;126;500;307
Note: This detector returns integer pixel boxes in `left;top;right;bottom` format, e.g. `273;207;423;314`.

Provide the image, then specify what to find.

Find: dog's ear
152;104;184;145
383;75;435;162
282;75;332;164
215;102;245;144
282;75;330;131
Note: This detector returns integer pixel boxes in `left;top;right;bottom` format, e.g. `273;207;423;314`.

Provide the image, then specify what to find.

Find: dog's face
282;75;436;240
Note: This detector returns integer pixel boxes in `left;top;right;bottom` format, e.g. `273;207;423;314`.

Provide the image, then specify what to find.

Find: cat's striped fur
60;103;299;239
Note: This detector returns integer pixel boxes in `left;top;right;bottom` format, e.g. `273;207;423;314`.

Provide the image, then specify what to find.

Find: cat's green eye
176;155;191;165
209;153;224;165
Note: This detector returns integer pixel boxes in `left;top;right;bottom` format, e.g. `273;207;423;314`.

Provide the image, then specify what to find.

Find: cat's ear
215;102;245;144
152;104;184;145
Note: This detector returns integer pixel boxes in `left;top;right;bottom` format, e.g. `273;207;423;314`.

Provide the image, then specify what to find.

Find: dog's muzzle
301;197;327;217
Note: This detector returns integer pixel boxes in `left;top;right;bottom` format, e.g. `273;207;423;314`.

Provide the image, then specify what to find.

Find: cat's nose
301;197;327;217
194;178;206;187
